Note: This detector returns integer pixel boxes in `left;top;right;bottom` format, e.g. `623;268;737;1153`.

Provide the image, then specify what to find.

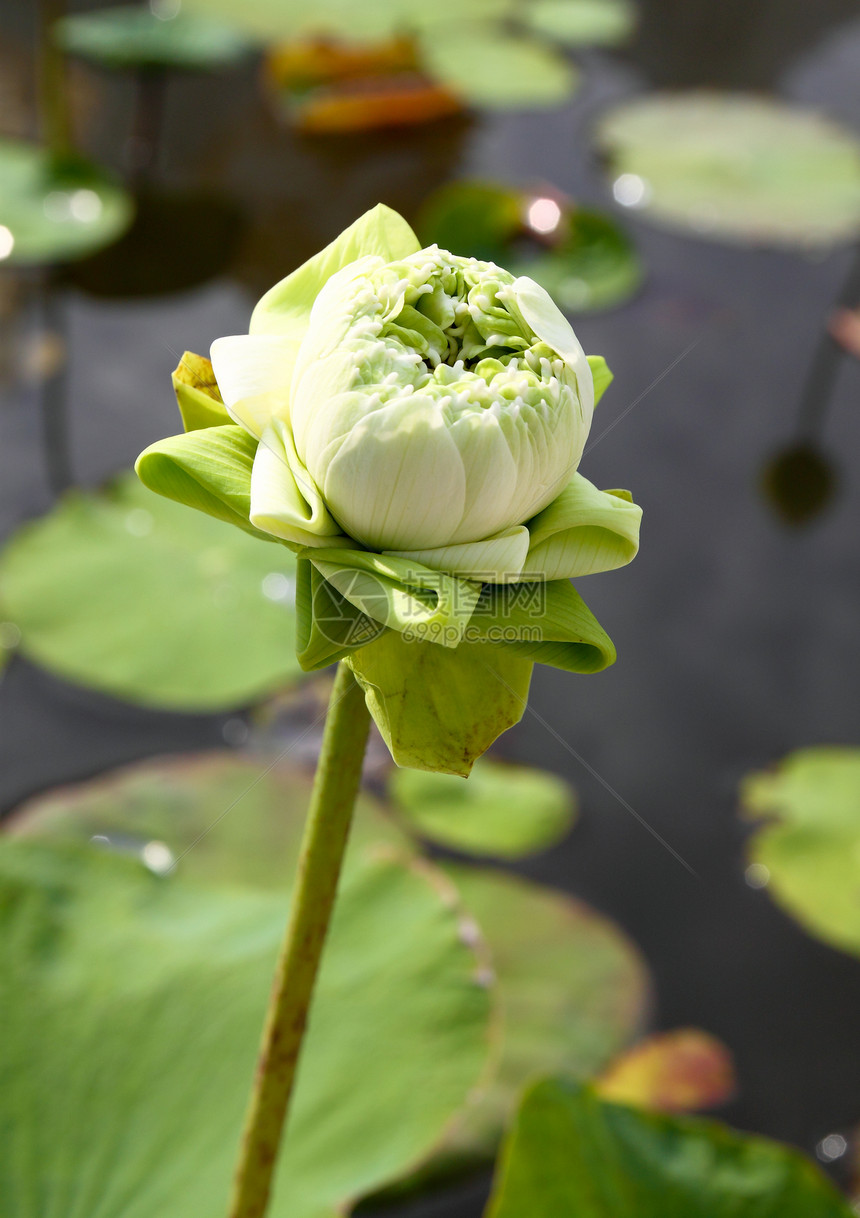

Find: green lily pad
9;750;402;889
54;5;250;71
0;838;492;1218
419;181;642;314
390;757;576;858
516;209;643;313
0;474;302;711
0;141;133;266
440;869;647;1166
487;1080;855;1217
525;0;636;47
419;26;577;109
596;93;860;248
11;751;649;1192
741;747;860;958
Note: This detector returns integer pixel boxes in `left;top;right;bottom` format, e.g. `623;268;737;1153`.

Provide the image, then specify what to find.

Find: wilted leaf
487;1080;855;1217
390;757;576;858
742;747;860;957
0;838;493;1218
597;93;860;247
0;474;301;710
596;1029;735;1113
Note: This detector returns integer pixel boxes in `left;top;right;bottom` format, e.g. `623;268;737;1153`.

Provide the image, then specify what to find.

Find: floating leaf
0;839;492;1218
525;0;636;48
419;26;577;110
596;1029;735;1113
597;93;860;247
54;5;250;71
419;182;642;314
390;757;576;858
0;141;133;266
487;1080;855;1217
0;474;301;710
439;866;648;1164
741;747;860;958
516;209;643;313
9;751;401;890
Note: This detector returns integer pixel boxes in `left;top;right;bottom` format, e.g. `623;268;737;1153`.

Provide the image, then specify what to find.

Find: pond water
2;2;860;1214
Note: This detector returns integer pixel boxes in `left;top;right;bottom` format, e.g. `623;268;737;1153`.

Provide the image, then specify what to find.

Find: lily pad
0;141;133;266
438;866;648;1164
525;0;636;48
741;747;860;958
487;1080;855;1217
419;181;642;314
54;5;249;72
9;750;401;889
419;26;577;109
0;474;302;711
0;838;492;1218
390;757;576;858
516;209;643;313
596;93;860;247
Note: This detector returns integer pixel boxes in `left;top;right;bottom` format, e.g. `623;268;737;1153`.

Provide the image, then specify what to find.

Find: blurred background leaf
486;1080;855;1217
389;757;576;858
54;4;251;72
0;475;301;710
742;748;860;958
0;142;133;266
597;93;860;247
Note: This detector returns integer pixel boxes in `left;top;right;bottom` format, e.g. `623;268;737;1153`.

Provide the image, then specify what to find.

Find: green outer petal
385;526;530;584
295;558;386;672
347;632;534;776
250;418;348;547
587;355;613;406
135;426;277;543
171;351;231;432
250;204;421;338
307;548;481;648
522;474;641;580
466;579;616;673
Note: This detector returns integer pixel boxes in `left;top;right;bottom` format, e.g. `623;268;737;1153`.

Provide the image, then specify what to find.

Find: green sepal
305;547;482;648
588;355;613;406
347;631;534;776
466;578;616;673
522;473;642;580
171;351;231;432
295;558;386;671
135;425;276;543
250;204;421;338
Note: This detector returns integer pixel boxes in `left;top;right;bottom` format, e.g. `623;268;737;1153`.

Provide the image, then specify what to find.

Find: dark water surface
2;3;860;1214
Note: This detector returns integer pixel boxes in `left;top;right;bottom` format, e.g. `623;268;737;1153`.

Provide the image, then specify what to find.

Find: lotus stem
228;661;371;1218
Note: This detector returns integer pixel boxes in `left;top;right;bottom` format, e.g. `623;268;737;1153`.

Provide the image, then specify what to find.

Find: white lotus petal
210;334;298;438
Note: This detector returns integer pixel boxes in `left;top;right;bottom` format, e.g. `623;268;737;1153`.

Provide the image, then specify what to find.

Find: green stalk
228;662;371;1218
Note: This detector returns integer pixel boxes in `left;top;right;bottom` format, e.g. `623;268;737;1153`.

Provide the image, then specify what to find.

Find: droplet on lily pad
597;92;860;248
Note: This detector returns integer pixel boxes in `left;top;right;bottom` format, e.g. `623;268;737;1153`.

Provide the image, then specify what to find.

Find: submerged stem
228;662;371;1218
